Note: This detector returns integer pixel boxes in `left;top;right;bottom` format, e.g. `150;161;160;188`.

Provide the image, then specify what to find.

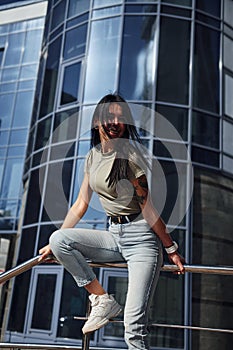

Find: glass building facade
1;0;233;349
0;0;47;332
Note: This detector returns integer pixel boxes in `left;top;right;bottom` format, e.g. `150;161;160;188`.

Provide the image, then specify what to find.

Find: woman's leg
49;228;124;288
49;227;124;334
115;220;163;350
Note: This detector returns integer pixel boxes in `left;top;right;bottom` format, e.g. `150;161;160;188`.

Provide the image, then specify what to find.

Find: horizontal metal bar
1;255;233;285
0;255;53;285
89;262;233;276
0;344;82;350
71;317;233;334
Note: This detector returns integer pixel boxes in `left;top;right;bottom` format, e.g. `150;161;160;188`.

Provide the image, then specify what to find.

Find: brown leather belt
109;212;142;224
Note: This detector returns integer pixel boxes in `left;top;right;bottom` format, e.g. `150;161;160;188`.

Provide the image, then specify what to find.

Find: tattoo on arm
133;175;149;205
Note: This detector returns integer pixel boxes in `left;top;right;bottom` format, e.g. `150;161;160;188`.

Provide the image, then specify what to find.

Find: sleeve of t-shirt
128;160;145;179
127;147;145;179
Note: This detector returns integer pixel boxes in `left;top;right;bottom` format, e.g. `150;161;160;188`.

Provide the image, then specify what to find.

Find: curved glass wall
4;1;233;350
0;15;45;233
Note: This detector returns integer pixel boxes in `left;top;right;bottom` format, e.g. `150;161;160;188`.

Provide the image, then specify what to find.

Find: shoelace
89;297;110;317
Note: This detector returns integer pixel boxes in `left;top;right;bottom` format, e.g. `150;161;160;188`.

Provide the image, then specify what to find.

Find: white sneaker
82;293;122;334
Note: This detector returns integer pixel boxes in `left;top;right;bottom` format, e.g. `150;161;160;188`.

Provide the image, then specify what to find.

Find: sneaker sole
82;304;122;334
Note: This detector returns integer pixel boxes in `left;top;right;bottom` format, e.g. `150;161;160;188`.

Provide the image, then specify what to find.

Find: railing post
82;298;91;350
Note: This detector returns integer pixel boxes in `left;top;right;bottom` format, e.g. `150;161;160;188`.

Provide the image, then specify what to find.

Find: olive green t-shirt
84;146;145;216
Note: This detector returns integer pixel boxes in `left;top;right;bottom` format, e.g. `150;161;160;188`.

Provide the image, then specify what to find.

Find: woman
39;94;185;350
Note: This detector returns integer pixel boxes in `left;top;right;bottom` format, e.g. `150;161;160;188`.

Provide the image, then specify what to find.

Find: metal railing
0;255;233;350
1;254;233;285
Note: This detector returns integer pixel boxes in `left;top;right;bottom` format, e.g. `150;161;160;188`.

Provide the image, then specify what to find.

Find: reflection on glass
2;67;19;82
23;168;44;225
225;74;233;118
57;271;89;339
8;146;26;157
4;32;25;66
223;121;233;155
120;16;157;100
0;199;17;217
151;159;187;227
31;274;57;330
196;0;221;17
10;129;27;144
35;117;52;150
68;0;90;18
150;272;184;348
192;146;219;167
63;24;87;60
224;0;233;26
53;108;79;143
223;155;233;173
1;158;23;198
61;62;81;105
51;0;66;31
0;131;9;145
125;4;157;13
83;17;121;102
0;82;17;93
94;0;122;7
0;93;14;128
223;36;233;72
157;17;190;104
156;105;188;141
12;91;34;127
192;112;219;149
161;0;192;5
42;160;73;222
93;5;122;19
153;140;188;160
22;30;43;63
39;37;62;118
193;24;220;113
20;64;38;79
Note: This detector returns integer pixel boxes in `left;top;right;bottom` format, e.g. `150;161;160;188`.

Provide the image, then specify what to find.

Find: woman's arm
61;173;93;228
131;174;185;274
39;173;93;260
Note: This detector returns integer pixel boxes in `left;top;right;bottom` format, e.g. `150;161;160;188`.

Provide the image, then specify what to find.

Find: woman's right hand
38;244;53;262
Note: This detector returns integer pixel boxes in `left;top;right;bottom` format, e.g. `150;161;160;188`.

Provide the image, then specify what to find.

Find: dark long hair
91;94;148;187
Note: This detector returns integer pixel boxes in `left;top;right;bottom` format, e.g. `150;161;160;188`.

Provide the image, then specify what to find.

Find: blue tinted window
12;91;34;128
63;24;87;60
0;82;17;93
20;64;38;79
193;24;220;113
0;131;9;146
1;158;24;198
10;129;28;144
0;93;15;128
39;37;62;118
119;16;157;100
2;67;20;82
51;0;66;31
192;112;219;148
61;62;81;105
4;33;25;66
22;30;43;63
68;0;90;17
157;17;190;104
84;17;121;102
196;0;221;17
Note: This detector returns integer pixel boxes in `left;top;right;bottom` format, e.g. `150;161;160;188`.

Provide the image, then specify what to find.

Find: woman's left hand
168;252;186;275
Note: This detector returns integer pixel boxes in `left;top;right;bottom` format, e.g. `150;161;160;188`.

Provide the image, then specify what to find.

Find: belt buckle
117;216;122;224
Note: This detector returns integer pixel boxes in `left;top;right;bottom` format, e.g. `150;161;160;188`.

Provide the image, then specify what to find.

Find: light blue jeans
49;219;163;350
